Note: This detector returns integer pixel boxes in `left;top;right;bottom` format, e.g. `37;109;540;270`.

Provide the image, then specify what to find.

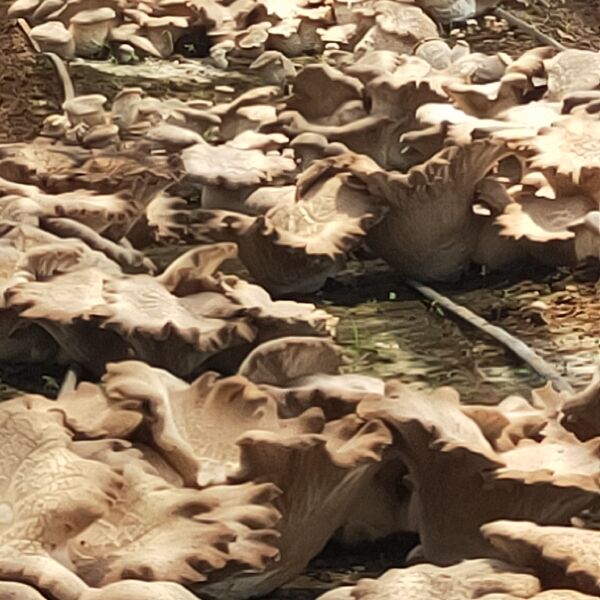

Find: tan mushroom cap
69;6;115;23
545;49;600;101
483;520;600;595
287;62;363;121
181;142;296;189
30;20;73;45
316;559;542;600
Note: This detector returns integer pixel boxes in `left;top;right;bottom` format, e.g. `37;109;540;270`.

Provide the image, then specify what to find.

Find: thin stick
405;278;574;394
58;365;81;398
494;7;568;51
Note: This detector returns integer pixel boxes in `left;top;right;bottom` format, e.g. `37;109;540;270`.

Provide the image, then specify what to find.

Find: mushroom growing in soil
87;344;391;600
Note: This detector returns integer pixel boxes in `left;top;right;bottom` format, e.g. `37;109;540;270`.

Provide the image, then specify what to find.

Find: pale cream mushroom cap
30;21;75;60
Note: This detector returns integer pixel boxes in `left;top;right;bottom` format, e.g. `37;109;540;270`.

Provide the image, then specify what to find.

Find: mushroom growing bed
1;1;600;600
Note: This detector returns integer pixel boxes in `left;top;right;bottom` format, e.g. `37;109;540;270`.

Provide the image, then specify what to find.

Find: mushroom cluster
1;336;600;599
3;1;600;599
10;0;446;62
160;43;600;294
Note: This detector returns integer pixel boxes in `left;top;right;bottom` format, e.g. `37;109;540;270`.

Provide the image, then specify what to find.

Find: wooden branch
405;278;574;394
494;7;568;51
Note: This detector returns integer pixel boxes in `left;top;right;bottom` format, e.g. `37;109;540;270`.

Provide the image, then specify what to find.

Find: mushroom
0;399;122;595
483;520;600;596
4;244;334;375
62;94;107;127
30;20;75;59
316;559;541;600
249;50;296;87
298;137;508;281
181;141;296;211
416;0;502;23
179;170;387;295
287;62;363;122
354;2;438;58
68;7;116;57
357;381;600;564
545;49;600;101
110;87;144;132
92;362;387;598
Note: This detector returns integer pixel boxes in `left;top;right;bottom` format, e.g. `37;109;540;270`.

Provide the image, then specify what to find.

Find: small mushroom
30;20;75;59
249;51;296;87
62;94;108;127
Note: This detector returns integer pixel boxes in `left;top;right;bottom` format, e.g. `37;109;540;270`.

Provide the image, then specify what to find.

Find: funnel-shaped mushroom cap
483;520;600;595
414;37;452;71
316;559;541;600
99;360;325;486
545;50;600;101
183;171;386;295
63;94;107;126
30;21;75;59
358;382;600;564
238;336;344;386
343;50;403;84
69;7;116;57
68;456;280;587
203;414;392;598
495;194;595;244
305;138;507;281
287;63;363;121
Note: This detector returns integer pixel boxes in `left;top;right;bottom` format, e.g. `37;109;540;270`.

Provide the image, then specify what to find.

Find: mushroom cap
82;123;119;147
316;559;541;600
69;6;116;23
483;520;600;595
62;94;107;116
181;142;296;188
30;20;72;45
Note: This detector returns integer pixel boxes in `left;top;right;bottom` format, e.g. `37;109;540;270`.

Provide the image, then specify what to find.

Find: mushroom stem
17;17;75;100
404;278;574;394
493;7;567;51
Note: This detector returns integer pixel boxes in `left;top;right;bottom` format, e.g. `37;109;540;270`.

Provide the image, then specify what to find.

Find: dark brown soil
0;2;63;142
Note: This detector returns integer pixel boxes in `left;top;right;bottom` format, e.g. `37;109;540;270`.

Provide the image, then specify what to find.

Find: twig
494;7;568;51
405;278;574;394
58;365;81;398
17;17;74;101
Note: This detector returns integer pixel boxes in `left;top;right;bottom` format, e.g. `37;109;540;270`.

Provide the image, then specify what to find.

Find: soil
0;2;63;142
